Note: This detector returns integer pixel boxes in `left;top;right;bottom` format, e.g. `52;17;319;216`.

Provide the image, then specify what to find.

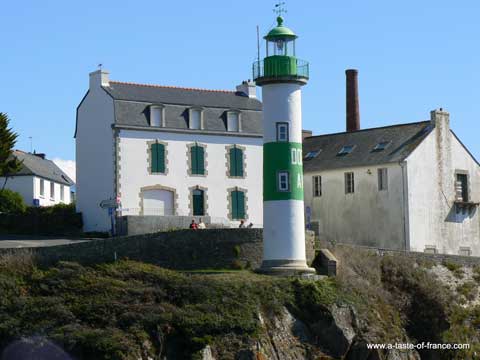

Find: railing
253;57;309;80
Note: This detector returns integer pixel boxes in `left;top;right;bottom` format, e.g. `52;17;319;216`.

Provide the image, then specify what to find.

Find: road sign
100;199;118;209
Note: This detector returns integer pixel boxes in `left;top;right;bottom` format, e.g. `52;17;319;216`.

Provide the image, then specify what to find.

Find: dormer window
337;145;355;156
189;108;203;130
150;105;164;127
227;111;241;132
372;141;391;152
304;150;321;160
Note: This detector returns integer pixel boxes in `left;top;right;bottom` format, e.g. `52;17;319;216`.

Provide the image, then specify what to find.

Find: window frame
150;142;166;174
150;104;165;127
60;185;65;201
304;150;320;161
231;189;246;220
39;179;45;197
50;182;55;200
338;145;356;156
372;141;391;152
226;111;241;132
276;122;289;142
278;171;290;192
378;168;388;191
455;172;469;202
229;146;244;177
345;172;355;194
189;107;203;130
313;175;322;197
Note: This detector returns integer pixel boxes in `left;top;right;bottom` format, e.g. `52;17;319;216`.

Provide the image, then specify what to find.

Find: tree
0;112;23;191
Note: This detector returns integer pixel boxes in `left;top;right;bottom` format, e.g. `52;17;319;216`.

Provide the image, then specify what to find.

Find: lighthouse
253;12;315;274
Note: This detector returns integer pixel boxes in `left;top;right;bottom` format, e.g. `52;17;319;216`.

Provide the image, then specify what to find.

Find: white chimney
89;69;110;89
236;80;256;98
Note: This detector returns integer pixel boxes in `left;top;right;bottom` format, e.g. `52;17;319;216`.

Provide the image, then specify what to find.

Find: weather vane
98;63;103;70
273;2;287;17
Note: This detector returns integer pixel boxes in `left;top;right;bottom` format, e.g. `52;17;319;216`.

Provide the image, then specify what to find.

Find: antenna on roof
28;136;33;153
98;63;103;70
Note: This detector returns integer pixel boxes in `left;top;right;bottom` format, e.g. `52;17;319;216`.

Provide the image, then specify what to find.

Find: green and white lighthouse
253;11;315;274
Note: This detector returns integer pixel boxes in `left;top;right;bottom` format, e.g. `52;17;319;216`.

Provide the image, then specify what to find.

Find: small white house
75;70;263;232
303;109;480;256
0;150;74;207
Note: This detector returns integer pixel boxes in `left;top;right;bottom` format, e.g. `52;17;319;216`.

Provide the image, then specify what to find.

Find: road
0;235;91;249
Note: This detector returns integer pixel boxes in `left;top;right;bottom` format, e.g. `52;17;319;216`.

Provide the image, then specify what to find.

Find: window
276;122;289;142
304;150;320;160
231;190;246;220
40;179;45;197
60;185;65;201
459;247;471;256
278;171;290;192
345;172;354;194
373;141;391;151
227;111;240;132
151;143;166;173
191;145;205;175
229;146;244;177
150;106;164;127
192;189;205;216
313;175;322;197
50;182;55;199
189;108;202;130
338;145;355;156
456;173;469;202
378;168;388;191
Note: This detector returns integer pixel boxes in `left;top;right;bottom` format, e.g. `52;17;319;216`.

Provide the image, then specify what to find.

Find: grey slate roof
303;121;434;172
10;151;74;186
103;82;263;134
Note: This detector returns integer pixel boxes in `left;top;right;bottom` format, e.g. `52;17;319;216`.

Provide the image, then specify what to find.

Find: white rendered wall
406;127;480;255
33;177;72;206
304;163;407;250
262;83;303;143
76;86;115;232
117;130;263;226
263;200;306;260
0;176;34;205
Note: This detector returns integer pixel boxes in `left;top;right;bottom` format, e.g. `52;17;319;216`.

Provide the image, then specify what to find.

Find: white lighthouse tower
253;11;315;274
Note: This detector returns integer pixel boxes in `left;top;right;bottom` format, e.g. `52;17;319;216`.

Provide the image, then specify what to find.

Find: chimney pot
89;69;110;90
346;69;361;132
236;80;256;98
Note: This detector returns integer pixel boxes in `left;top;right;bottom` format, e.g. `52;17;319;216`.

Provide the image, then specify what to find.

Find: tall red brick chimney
346;69;360;132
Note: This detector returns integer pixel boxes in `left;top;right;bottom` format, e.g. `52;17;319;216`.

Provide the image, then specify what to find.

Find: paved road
0;235;91;249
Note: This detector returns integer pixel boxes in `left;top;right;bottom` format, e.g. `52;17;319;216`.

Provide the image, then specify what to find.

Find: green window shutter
191;146;198;174
151;143;165;173
232;191;245;220
229;148;244;177
197;146;205;175
191;145;204;175
235;148;243;177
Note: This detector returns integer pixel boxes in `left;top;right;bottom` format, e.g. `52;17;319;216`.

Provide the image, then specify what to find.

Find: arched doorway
141;188;175;216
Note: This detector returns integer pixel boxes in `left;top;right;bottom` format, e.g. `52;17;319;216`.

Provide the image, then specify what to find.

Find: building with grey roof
0;150;74;207
303;109;480;256
76;70;263;233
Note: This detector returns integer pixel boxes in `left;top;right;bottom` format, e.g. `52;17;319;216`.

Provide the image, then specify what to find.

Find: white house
75;70;263;232
0;150;74;207
303;109;480;256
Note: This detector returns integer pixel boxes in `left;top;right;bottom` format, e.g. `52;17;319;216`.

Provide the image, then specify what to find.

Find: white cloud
52;158;76;183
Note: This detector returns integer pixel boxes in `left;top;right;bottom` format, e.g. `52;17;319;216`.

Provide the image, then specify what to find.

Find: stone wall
334;244;480;267
0;229;316;270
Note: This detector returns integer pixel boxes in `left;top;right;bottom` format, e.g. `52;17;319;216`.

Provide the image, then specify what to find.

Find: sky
1;0;480;180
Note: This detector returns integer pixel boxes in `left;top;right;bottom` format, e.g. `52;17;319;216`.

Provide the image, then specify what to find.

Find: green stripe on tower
263;142;304;201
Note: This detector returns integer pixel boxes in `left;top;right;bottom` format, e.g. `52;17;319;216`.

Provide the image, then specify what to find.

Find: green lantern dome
264;16;297;40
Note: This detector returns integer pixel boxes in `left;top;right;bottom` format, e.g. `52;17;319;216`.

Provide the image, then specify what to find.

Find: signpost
100;199;119;236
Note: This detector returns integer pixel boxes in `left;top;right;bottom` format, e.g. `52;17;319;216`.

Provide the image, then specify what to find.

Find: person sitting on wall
189;219;198;230
247;222;253;228
239;220;245;228
198;218;206;229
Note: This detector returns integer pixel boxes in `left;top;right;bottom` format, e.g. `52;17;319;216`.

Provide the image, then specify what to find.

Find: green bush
0;189;26;214
0;203;82;235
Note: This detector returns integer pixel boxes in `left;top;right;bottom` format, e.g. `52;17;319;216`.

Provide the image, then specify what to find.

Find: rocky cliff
0;247;478;360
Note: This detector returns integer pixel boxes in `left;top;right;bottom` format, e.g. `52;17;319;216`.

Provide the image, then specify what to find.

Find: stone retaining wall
0;229;316;270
